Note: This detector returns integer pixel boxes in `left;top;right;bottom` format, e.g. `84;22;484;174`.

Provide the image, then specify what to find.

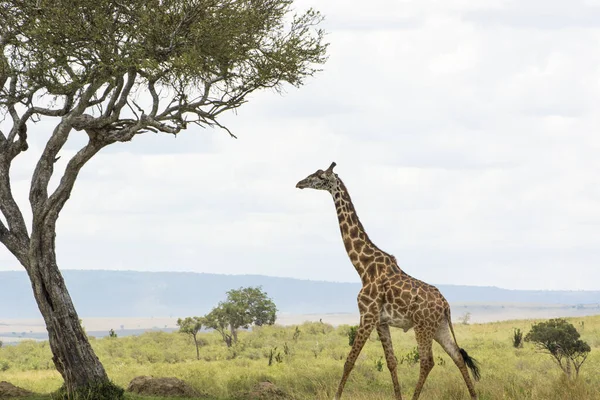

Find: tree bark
193;334;200;360
231;325;238;344
26;227;111;394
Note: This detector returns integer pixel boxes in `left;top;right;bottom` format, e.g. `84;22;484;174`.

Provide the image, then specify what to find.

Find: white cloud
1;0;599;291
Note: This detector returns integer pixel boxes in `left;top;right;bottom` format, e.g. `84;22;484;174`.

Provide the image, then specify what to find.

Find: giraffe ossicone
297;162;480;400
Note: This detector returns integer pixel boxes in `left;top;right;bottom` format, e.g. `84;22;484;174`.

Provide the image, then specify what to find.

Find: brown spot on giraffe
296;162;480;400
353;240;365;253
343;238;353;252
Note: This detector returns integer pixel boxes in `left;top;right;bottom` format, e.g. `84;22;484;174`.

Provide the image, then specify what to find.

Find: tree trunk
231;325;238;344
25;228;120;398
565;357;572;379
193;335;200;360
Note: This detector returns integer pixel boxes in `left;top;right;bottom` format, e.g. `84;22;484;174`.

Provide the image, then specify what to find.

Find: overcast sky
2;0;600;291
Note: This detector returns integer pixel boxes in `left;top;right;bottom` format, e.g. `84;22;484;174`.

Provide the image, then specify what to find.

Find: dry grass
1;315;599;399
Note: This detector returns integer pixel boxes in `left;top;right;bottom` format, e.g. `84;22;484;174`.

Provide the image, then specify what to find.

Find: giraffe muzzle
296;180;308;189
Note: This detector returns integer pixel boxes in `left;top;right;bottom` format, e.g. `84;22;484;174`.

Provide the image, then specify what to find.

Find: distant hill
1;270;599;319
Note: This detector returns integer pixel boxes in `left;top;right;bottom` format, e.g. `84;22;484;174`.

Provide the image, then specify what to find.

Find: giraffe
296;162;480;400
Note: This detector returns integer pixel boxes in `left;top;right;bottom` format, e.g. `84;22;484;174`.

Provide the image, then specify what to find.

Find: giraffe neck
331;178;381;280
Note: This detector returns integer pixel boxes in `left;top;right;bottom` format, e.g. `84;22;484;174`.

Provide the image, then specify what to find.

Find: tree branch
111;69;136;117
29;121;72;214
102;76;124;118
43;140;103;224
0;156;30;250
0;218;28;265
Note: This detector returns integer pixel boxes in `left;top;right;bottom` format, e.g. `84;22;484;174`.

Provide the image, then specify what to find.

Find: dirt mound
126;376;203;397
0;381;34;398
243;381;290;400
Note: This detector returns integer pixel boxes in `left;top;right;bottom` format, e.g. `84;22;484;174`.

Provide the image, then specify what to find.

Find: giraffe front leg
334;316;376;400
377;323;403;400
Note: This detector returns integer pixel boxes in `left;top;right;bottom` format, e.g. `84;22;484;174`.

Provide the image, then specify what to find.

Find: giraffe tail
446;307;481;381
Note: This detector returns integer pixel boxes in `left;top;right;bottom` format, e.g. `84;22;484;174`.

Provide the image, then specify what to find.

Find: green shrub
347;325;358;346
513;328;524;348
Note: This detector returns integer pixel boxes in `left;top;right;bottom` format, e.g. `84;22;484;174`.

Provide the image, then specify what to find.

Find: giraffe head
296;162;338;192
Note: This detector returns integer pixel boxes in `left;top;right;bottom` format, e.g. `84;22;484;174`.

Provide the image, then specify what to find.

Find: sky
1;0;600;290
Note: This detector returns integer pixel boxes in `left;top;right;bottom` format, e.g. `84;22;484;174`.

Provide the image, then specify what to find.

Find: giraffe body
297;162;480;400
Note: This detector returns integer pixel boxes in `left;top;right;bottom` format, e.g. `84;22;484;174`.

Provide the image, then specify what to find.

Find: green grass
2;316;600;399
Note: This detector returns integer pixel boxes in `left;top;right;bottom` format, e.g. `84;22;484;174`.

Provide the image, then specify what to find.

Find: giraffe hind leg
411;327;435;400
376;323;403;400
334;317;376;400
434;322;478;400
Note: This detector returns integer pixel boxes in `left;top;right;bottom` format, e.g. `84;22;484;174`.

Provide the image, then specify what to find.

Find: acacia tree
177;316;205;360
0;1;326;397
525;318;591;379
205;286;277;346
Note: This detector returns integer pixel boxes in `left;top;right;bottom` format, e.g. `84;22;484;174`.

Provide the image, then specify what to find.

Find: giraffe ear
326;162;337;172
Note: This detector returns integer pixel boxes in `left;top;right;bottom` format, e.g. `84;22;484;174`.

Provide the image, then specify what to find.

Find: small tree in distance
525;318;591;379
512;328;523;348
177;316;205;360
205;286;277;347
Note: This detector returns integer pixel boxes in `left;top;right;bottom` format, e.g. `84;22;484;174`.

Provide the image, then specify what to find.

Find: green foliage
0;0;327;137
227;286;278;327
375;357;384;372
283;342;291;356
399;347;420;366
293;326;301;342
300;321;334;335
108;329;117;339
51;380;124;400
204;286;277;347
513;328;524;348
525;318;591;378
267;347;283;366
347;325;358;346
176;317;205;337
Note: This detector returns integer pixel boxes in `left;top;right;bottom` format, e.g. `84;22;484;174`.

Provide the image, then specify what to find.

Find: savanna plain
1;316;599;400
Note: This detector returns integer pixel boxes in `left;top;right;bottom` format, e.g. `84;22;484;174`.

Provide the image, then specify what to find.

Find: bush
301;321;335;335
51;381;124;400
513;328;524;348
525;318;591;379
347;326;358;346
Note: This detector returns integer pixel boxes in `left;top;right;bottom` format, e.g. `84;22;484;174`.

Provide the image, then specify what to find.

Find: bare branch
148;80;159;117
0;157;29;247
0;218;28;265
71;80;103;116
43;141;103;223
102;75;124;118
29;121;72;213
205;116;237;139
88;83;114;107
111;69;136;116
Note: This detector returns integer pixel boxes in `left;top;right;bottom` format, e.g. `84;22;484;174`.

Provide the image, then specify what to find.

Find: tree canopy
205;286;277;346
1;0;326;143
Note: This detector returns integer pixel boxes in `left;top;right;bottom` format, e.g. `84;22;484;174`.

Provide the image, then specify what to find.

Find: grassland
1;315;599;399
